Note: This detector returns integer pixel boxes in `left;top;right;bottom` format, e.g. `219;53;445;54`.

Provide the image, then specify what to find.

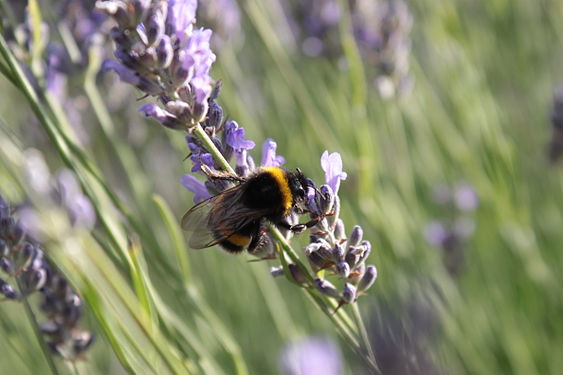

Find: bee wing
181;186;270;249
181;195;223;249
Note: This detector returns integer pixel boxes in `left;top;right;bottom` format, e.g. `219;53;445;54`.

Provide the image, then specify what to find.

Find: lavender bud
0;239;9;257
288;264;307;284
314;278;340;299
165;100;192;122
333;219;345;241
345;251;359;269
358;241;372;262
336;261;350;278
349;263;366;284
307;251;328;271
0;279;18;300
358;265;378;292
0;258;14;275
72;331;95;354
317;184;334;214
39;321;60;335
156;35;173;68
270;266;284;277
138;47;158;68
15;243;38;270
20;268;47;294
341;283;357;304
206;101;223;129
348;226;363;247
331;243;345;262
316;244;333;262
192;99;209;124
144;2;167;45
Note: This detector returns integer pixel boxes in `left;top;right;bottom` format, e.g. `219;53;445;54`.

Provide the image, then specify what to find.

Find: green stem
15;281;61;375
351;302;380;374
192;124;235;173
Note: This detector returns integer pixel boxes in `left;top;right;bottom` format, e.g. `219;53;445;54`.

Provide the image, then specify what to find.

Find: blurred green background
1;0;563;374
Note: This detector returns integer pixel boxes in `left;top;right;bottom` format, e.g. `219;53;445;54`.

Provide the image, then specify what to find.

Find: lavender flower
279;336;342;375
284;0;413;98
20;150;96;240
261;138;285;167
97;0;216;127
424;182;479;276
0;194;94;359
320;151;347;195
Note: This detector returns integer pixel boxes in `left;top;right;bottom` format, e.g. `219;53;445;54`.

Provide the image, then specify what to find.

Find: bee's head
288;168;311;205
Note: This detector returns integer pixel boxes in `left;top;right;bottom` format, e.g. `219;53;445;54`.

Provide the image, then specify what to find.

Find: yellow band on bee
226;233;251;247
262;166;292;215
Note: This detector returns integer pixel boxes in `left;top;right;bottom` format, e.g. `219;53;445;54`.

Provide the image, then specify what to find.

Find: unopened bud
333;219;345;241
358;265;377;292
317;185;334;214
348;263;366;284
348;226;363;247
336;261;350;278
331;243;345;261
270;266;284;277
314;278;340;299
288;264;307;284
341;283;357;304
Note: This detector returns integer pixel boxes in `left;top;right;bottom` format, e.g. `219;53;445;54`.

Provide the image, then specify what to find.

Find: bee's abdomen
213;223;257;253
217;233;252;253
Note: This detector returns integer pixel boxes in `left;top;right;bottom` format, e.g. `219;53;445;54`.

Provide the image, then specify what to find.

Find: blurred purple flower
261;138;285;167
454;183;479;211
320;151;347;195
181;174;211;203
56;170;96;229
279;336;342;375
45;44;68;99
423;221;448;247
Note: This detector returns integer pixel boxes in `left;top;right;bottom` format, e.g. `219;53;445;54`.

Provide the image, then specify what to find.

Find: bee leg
201;164;246;183
247;227;276;260
284;212;336;233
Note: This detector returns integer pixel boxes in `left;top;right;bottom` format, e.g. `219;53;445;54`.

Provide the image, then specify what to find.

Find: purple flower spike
279;336;342;375
225;121;255;151
185;28;216;103
320;151;347;195
181;174;211;203
261;138;285;167
138;103;182;130
166;0;197;40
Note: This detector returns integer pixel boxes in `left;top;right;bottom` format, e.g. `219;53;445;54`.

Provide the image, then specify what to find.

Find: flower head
261;138;285;167
225;121;256;152
320;151;347;195
97;0;216;127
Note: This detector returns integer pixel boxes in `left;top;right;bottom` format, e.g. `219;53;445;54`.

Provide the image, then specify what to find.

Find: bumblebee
181;166;320;253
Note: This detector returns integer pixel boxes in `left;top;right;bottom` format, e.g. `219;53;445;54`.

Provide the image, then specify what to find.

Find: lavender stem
15;278;61;375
